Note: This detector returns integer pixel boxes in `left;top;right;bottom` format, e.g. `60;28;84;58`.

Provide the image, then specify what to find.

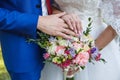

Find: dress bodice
55;0;100;17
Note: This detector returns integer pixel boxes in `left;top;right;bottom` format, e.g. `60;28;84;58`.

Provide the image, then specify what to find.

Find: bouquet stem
63;71;74;80
66;77;75;80
63;70;67;80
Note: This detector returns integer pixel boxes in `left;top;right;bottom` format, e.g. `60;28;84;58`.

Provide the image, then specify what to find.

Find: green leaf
88;22;92;27
100;58;107;64
88;17;92;21
66;77;75;80
80;66;85;70
77;48;84;53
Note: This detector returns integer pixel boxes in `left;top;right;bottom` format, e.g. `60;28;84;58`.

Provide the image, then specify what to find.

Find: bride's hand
61;14;82;35
67;67;80;77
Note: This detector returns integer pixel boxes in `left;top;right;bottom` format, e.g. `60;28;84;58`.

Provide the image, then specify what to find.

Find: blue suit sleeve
0;8;39;38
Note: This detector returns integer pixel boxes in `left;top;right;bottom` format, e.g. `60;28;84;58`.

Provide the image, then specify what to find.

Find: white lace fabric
54;0;100;17
100;0;120;36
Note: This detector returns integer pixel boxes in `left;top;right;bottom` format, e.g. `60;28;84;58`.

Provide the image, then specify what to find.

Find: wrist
37;16;44;31
52;7;63;14
95;40;103;51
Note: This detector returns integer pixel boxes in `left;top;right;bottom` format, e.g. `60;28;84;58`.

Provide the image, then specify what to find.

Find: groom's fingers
59;23;68;29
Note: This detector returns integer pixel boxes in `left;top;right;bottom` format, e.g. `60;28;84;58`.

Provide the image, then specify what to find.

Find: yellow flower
58;40;68;46
84;45;90;51
57;61;62;64
57;37;63;40
71;36;79;42
87;35;94;41
52;57;62;64
52;57;58;63
62;58;66;62
68;55;72;59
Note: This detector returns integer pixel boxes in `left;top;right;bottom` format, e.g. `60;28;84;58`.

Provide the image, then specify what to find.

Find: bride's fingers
70;16;77;34
67;68;74;76
74;67;80;73
61;14;80;35
76;17;82;34
67;67;80;76
67;71;73;76
72;14;82;34
64;17;73;30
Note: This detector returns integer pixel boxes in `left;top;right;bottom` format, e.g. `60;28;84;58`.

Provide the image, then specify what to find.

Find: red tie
46;0;52;14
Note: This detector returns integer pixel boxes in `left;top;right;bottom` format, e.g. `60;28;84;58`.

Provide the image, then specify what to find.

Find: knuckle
79;20;81;24
64;30;67;33
55;31;59;36
65;19;69;22
71;20;74;23
76;20;81;24
75;21;79;24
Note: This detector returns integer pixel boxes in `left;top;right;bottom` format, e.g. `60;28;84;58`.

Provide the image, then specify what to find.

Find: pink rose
43;53;50;59
73;52;89;66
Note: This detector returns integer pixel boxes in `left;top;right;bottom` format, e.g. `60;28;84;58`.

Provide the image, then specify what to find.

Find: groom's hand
37;12;77;39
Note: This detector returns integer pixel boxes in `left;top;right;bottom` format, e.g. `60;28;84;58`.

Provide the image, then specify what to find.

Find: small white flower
72;36;79;42
47;43;57;54
56;49;65;56
58;40;68;46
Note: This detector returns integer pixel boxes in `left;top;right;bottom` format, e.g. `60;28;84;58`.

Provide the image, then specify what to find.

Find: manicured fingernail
79;31;82;36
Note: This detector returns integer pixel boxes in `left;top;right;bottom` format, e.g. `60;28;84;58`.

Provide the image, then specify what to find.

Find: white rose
56;49;65;56
47;44;57;54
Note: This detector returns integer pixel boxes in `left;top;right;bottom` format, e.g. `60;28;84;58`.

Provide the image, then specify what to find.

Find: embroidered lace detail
100;0;120;36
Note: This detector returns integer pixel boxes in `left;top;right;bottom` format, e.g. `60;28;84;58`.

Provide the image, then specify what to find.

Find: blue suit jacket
0;0;46;73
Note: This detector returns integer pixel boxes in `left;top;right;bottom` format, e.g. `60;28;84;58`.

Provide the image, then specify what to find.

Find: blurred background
0;47;10;80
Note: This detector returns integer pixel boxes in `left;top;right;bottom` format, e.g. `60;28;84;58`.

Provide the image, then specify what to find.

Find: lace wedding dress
40;0;120;80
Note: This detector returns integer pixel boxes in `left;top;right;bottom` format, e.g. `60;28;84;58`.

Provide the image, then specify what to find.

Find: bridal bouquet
28;18;105;80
